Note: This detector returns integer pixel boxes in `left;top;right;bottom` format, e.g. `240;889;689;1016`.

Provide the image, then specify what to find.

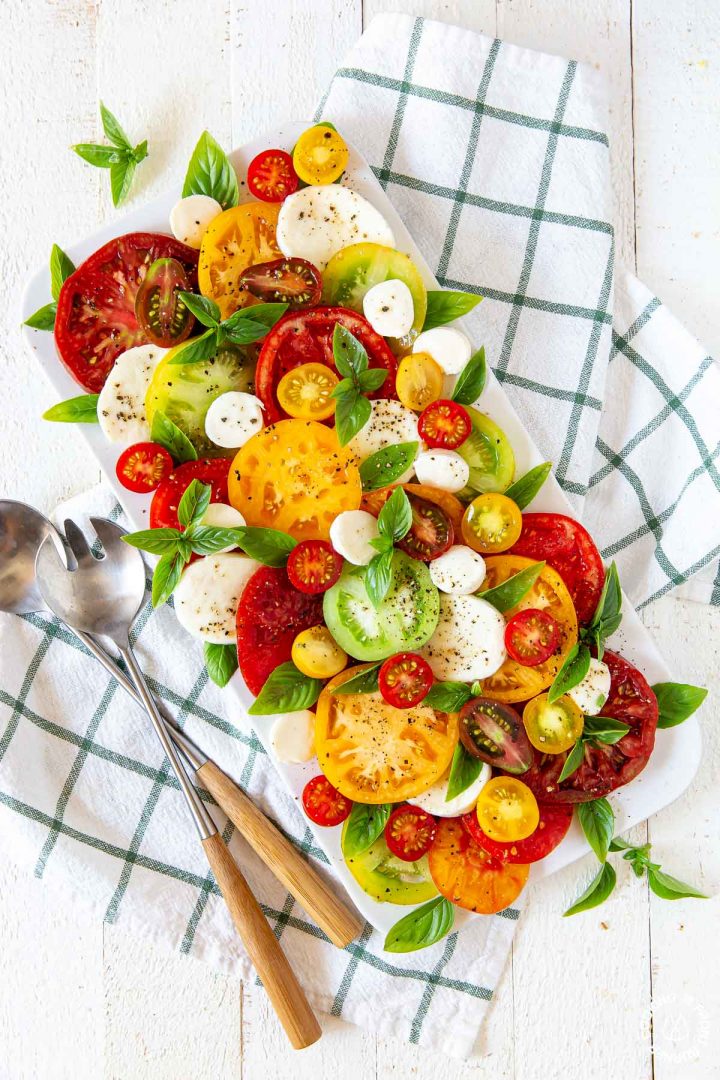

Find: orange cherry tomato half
287;539;343;595
302;775;352;827
396;352;444;412
475;776;540;842
384;805;437;862
428;817;529;914
116;442;174;493
247;149;298;203
504;608;560;667
276;362;339;421
378;652;434;709
417;399;472;450
461;492;523;554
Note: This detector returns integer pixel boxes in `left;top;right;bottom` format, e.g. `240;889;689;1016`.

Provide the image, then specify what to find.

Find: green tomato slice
341;821;439;905
145;341;256;458
457;406;515;499
323;551;440;662
322;242;427;350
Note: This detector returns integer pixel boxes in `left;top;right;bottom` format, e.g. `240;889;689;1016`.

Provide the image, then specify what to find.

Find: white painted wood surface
0;1;718;1077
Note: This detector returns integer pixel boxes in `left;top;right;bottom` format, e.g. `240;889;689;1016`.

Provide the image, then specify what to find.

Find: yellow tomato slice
475;777;539;842
292;625;347;679
523;692;584;753
228;418;361;540
461;493;523;554
315;665;459;804
396;352;444;412
428;817;529;914
478;555;578;703
198;203;281;319
293;124;349;185
276;362;338;420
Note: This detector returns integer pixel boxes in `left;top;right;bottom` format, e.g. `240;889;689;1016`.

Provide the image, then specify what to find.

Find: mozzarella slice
568;658;612;716
169;194;223;249
413;327;472;376
414;449;470;493
204;391;265;449
362;279;414;338
347;399;419;481
199;503;246;553
409;761;491;818
329;510;379;565
270;709;316;763
429;546;486;595
420;594;506;681
173;553;260;644
97;344;168;444
277;186;395;269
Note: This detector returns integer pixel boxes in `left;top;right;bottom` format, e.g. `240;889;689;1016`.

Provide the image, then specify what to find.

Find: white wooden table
1;2;718;1077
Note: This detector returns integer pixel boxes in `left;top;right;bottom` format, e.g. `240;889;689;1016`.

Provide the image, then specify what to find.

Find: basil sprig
150;410;198;463
480;561;545;612
365;488;413;607
384;896;455;953
342;803;391;857
171;295;288;364
423;681;472;712
25;243;76;331
548;642;591;704
359;442;418;491
333;664;381;695
330;324;388;446
422;289;482;332
248;661;323;715
504;461;553;510
204;642;238;688
182;130;239;209
451;347;486;406
580;562;622;659
446;742;483;802
236;527;297;566
72;103;148;206
651;682;708;729
43;394;99;424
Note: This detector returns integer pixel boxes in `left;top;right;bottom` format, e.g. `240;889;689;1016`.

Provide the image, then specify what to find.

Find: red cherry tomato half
149;458;232;529
510;513;605;625
239;258;322;309
461;802;573;863
302;775;352;827
378;652;434;709
247;149;299;203
287;539;343;594
504;608;560;667
384;804;437;861
116;442;174;493
134;258;194;348
417;400;472;450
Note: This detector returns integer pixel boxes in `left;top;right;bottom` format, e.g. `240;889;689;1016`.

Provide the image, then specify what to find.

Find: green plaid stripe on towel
2;14;719;1060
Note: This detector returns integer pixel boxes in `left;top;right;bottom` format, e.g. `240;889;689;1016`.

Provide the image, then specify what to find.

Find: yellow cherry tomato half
523;692;584;754
276;362;339;421
292;625;348;679
293;125;349;186
395;351;445;412
475;776;540;842
461;492;523;554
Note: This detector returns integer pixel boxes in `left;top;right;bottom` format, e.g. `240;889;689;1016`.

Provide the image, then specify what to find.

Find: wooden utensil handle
201;832;321;1050
198;760;363;949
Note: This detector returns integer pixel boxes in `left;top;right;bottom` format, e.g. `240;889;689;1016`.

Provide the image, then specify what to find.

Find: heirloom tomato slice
428;817;529;914
341;822;439;905
149;458;232;529
198;203;281;319
461;802;573;864
361;483;465;536
510;512;605;625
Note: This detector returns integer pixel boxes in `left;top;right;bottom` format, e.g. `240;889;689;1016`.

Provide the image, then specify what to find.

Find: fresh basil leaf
177;479;211;528
423;681;472;713
25;302;57;330
248;661;323;715
652;682;708;729
577;798;614;862
377;486;412;543
563;862;616;916
582;716;630;744
480;561;545;613
446;743;483;801
42;393;99;423
186;525;244;555
182;130;239;209
451;346;486;406
131;140;149;165
422;290;482;332
365;549;394;609
334;389;371;447
221;313;287;345
110;157;137;206
357;367;388;394
223;302;288;334
49;244;76;302
72;143;125;168
548;643;591;704
331;377;355;398
235;526;297;566
178;292;220;328
169;330;219;366
333;324;368;380
333;664;381;695
608;837;633;853
647;868;707;901
343;803;391;857
558;738;585;783
360;442;419;491
384;896;454;953
152;551;186;607
122;528;184;555
503;461;553;511
150;410;198;462
204;642;238;688
585;562;622;658
100;102;132;149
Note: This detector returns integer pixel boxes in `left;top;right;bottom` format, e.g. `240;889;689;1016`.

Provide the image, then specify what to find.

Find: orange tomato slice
428;817;529;914
198;203;281;319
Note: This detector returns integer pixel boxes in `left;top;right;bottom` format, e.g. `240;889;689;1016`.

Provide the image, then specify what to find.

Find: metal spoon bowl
0;500;69;615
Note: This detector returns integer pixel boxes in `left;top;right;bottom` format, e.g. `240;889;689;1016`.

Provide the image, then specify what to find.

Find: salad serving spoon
0;500;361;950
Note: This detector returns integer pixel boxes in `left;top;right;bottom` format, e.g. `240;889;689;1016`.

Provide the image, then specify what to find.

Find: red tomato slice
236;565;324;695
504;608;560;667
239;258;322;309
54;233;198;392
255;306;398;423
287;539;343;595
149;458;231;529
519;650;659;803
417;400;472;450
384;805;437;861
461;802;573;863
116;442;174;494
510;513;605;625
247;149;299;203
302;775;352;826
378;652;434;709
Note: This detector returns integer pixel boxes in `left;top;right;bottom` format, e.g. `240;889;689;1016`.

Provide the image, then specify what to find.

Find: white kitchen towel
2;13;719;1062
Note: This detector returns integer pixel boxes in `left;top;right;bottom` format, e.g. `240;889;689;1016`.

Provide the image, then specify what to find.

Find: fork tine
63;519;95;565
89;517;139;564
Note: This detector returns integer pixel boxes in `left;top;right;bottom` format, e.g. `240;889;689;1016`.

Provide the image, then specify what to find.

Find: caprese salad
31;122;707;951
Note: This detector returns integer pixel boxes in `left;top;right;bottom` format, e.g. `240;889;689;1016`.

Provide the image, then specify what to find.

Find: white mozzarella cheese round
347;398;419;481
362;279;414;338
169;194;223;249
276;185;395;269
420;594;506;682
429;546;486;595
408;761;491;818
568;658;612;716
173;553;260;644
329;510;380;565
204;391;265;449
97;344;168;444
413;326;472;376
414;449;470;493
269;710;316;764
199;503;246;553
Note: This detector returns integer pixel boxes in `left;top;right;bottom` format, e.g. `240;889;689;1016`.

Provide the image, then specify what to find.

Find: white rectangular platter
22;122;702;937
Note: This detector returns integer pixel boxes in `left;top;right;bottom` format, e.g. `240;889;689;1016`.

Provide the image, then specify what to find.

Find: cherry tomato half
134;258;194;348
238;257;322;309
378;652;434;709
287;539;344;594
461;801;573;864
396;352;444;412
504;608;560;667
293;125;348;185
291;625;347;679
116;442;174;493
458;697;533;774
522;692;584;754
384;804;437;862
302;775;352;827
247;149;298;202
417;400;472;450
398;492;454;562
277;362;338;421
461;492;522;554
475;776;539;842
